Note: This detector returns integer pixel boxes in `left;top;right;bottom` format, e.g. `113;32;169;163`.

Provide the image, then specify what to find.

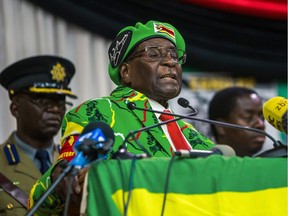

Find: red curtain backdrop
183;0;287;20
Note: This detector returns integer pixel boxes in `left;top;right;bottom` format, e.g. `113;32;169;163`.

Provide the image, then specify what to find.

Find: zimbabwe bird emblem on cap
50;63;66;82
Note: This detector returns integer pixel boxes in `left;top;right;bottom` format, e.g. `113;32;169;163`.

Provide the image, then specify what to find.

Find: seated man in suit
0;55;77;215
28;20;215;215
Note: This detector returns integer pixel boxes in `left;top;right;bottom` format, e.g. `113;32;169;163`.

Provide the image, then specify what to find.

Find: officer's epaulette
3;143;20;164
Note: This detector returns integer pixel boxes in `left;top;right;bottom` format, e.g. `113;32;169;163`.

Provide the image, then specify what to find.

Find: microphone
263;96;287;133
69;121;115;168
127;101;283;148
26;121;115;216
177;97;198;115
175;144;236;158
177;97;287;158
112;147;149;159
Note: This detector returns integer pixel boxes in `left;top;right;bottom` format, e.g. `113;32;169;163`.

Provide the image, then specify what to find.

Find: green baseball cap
108;20;186;85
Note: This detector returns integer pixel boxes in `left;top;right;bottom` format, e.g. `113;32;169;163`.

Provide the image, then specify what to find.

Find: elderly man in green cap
0;55;77;215
28;20;214;215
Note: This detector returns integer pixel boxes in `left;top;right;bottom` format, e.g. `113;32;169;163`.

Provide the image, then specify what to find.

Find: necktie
35;149;50;174
159;109;191;150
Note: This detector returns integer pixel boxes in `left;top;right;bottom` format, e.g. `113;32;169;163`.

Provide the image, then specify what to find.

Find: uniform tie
159;109;191;150
35;149;50;174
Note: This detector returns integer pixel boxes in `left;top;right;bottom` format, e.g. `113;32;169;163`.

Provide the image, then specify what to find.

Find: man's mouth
160;74;176;80
252;135;266;143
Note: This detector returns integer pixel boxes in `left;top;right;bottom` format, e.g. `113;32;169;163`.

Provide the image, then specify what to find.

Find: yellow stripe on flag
112;187;287;216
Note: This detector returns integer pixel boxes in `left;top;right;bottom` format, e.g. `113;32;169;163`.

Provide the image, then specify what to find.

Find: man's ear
10;99;19;118
119;62;131;85
214;118;227;136
214;125;226;136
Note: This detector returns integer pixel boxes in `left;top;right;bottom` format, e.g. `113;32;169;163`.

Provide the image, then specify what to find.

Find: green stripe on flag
84;156;287;216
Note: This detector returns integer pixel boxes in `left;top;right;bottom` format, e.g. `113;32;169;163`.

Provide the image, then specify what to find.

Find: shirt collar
13;132;54;163
148;98;171;119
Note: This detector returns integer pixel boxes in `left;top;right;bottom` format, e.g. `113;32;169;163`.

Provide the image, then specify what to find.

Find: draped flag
82;156;287;216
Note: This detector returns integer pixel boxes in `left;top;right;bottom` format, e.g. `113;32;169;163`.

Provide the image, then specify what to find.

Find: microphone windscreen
213;144;236;156
127;102;136;110
263;97;287;133
82;121;115;142
177;97;190;108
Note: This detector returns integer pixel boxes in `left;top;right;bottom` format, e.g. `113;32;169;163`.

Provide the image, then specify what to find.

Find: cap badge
50;63;66;82
154;23;175;40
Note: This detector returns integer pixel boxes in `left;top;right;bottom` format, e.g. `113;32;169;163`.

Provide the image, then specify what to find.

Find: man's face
12;93;67;141
122;38;183;106
219;93;266;156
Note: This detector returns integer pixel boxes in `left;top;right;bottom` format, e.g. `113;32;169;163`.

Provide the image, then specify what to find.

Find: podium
81;156;287;216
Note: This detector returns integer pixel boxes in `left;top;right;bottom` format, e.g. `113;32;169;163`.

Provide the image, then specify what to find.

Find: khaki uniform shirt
0;133;59;216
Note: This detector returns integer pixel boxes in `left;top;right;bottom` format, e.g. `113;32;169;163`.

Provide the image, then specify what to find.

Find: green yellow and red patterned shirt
28;86;214;215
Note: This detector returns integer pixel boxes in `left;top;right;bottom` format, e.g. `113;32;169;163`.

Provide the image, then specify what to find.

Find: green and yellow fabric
83;156;287;216
60;86;214;157
28;86;214;215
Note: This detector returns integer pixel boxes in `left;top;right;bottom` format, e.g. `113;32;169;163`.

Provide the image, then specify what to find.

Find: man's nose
252;116;265;130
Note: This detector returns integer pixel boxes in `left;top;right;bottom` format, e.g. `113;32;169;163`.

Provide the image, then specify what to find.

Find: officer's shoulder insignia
3;143;20;164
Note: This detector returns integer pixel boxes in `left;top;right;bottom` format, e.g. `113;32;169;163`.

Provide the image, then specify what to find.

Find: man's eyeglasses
21;94;72;110
126;46;187;64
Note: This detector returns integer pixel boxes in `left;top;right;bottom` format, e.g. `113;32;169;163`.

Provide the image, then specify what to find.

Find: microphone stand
26;164;78;216
118;108;199;158
26;139;113;216
128;102;284;148
178;98;287;157
121;118;182;155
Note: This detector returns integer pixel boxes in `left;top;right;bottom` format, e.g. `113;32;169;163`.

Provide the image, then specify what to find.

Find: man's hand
51;160;89;215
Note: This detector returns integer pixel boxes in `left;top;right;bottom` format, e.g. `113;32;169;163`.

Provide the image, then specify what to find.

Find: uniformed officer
0;55;77;216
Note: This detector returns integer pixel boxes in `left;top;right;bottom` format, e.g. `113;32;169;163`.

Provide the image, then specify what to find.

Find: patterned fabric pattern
28;86;215;215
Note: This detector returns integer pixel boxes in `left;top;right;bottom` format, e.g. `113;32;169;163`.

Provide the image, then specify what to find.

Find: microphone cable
160;155;176;216
123;157;137;216
118;155;178;216
63;169;77;216
116;158;126;212
128;131;151;157
176;98;283;147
